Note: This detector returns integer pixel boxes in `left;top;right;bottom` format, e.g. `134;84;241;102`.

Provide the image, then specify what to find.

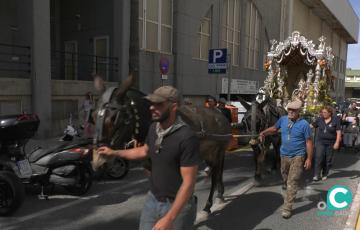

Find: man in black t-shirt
98;86;200;230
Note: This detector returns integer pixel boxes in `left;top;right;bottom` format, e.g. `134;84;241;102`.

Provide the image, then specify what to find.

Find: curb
344;180;360;230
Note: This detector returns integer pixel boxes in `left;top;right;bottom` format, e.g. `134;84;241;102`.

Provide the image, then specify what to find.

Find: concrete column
286;0;294;37
113;0;131;83
32;0;52;137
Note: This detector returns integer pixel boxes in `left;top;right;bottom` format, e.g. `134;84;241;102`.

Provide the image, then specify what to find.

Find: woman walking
311;106;341;181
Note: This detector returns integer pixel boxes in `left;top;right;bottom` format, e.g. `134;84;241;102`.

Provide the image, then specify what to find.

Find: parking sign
208;49;227;74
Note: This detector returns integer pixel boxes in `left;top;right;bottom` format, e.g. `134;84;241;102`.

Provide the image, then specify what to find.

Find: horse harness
194;107;232;141
95;87;141;147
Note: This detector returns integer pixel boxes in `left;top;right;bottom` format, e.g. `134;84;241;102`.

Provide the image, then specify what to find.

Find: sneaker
313;176;319;181
322;176;327;181
281;210;291;219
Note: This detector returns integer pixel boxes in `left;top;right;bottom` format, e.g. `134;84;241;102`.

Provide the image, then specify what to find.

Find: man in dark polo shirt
98;86;200;230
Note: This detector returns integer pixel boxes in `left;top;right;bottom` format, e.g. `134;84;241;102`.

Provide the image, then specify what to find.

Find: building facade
0;0;358;136
345;68;360;98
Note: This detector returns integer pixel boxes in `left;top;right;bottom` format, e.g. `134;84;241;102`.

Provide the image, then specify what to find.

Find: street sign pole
227;53;232;102
159;57;169;87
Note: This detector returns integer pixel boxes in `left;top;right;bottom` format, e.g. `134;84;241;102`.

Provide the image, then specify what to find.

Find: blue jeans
139;192;197;230
314;143;335;178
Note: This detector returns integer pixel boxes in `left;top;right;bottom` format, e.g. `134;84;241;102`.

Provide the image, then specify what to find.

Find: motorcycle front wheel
105;157;129;180
64;164;92;196
0;171;25;216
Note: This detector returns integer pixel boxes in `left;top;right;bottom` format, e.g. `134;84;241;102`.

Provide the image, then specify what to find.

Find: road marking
195;177;255;224
1;178;148;229
344;182;360;230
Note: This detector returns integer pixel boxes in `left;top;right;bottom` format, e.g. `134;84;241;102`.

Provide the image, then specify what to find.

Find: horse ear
237;96;251;111
258;96;269;110
116;72;134;99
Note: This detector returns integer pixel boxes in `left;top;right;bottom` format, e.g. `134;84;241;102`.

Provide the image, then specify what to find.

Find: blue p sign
208;48;227;74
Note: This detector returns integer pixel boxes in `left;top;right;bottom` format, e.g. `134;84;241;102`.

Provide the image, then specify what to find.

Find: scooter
28;137;93;198
61;114;129;180
0;114;93;203
0;114;37;215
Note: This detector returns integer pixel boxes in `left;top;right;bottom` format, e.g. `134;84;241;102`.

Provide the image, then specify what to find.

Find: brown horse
92;75;231;216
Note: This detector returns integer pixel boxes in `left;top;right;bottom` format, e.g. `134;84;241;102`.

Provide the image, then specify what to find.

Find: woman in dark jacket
311;106;342;181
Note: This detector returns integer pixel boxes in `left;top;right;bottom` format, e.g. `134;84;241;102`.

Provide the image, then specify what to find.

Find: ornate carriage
261;31;335;116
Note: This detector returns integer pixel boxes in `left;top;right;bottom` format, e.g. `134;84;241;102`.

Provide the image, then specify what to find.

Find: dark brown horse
92;75;231;216
237;97;286;180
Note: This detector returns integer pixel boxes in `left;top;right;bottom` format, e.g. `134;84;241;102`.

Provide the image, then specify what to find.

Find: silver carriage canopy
260;31;335;114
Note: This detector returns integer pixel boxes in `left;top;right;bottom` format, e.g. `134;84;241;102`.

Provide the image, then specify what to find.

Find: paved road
195;149;360;230
0;144;359;230
0;147;255;230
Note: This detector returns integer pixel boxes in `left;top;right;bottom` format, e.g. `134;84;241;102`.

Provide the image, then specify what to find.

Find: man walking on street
98;86;200;230
259;100;313;219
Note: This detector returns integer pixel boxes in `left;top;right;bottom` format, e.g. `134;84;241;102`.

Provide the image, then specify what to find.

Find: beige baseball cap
145;86;179;103
287;100;303;110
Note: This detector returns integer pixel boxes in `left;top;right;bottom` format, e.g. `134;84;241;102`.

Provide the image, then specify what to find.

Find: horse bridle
241;110;266;134
94;87;140;147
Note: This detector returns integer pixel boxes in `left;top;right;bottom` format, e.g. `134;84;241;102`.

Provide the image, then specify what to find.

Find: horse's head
94;74;135;146
237;97;267;145
92;74;151;170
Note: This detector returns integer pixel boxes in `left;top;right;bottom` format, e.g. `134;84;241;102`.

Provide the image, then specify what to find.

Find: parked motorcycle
60;114;129;180
0;114;37;215
0;171;25;216
28;137;93;198
0;114;93;204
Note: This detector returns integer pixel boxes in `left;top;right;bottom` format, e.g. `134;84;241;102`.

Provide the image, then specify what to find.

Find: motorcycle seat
28;138;92;163
29;144;65;163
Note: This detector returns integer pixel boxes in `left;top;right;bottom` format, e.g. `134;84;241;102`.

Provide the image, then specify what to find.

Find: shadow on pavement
195;191;283;230
328;169;360;180
78;214;140;230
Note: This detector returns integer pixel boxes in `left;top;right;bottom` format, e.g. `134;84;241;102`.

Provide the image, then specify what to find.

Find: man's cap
145;86;179;103
219;98;227;104
287;100;303;110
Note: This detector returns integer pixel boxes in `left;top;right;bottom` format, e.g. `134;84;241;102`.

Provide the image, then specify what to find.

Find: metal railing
51;50;119;80
0;43;31;78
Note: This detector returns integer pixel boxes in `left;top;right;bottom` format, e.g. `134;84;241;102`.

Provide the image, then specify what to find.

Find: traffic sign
159;57;170;75
208;49;227;74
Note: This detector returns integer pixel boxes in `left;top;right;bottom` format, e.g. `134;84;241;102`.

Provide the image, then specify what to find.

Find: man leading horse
98;86;200;230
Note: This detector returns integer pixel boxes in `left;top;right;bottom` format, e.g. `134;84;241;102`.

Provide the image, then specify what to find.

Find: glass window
245;2;261;70
192;9;212;60
139;0;173;53
94;37;109;80
221;0;240;66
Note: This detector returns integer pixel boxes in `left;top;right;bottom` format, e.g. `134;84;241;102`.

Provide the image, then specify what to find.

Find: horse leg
251;144;262;179
271;138;281;172
203;166;218;214
216;152;225;201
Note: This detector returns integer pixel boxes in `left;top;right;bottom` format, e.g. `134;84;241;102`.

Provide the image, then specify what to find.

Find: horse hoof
196;211;209;223
215;197;225;205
